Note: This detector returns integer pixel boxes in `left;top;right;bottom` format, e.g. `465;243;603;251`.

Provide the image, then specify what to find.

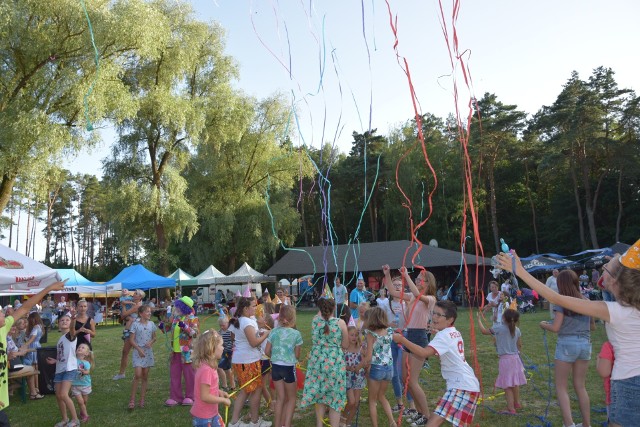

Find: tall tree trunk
569;163;587;249
581;161;601;249
25;200;32;256
69;211;75;266
488;161;500;253
524;162;540;253
616;168;623;242
0;174;16;216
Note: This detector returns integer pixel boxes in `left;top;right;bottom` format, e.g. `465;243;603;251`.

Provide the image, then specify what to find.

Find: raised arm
476;311;493;336
496;252;610;322
382;265;411;301
401;267;435;305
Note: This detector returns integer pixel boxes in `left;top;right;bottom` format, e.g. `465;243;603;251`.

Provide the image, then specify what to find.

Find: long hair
502;309;520;337
278;305;296;328
192;328;222;369
608;256;640;311
229;297;254;328
557;270;582;316
316;297;336;335
26;312;44;336
365;306;388;331
347;325;361;348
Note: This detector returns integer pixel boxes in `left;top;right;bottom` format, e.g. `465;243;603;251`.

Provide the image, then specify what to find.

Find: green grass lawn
6;307;609;426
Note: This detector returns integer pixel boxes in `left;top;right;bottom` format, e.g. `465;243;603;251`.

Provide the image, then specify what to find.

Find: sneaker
403;408;418;420
254;418;272;427
411;415;428;426
228;422;252;427
392;403;404;413
182;398;194;406
54;421;69;427
112;373;125;380
66;420;81;427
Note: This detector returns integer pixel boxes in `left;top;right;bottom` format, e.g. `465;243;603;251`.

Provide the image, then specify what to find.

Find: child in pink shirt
597;341;615;422
191;329;231;427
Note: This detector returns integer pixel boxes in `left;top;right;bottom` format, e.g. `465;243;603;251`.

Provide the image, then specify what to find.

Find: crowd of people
2;240;639;427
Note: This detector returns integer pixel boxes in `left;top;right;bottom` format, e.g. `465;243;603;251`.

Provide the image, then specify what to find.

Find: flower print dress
345;348;365;390
301;316;346;411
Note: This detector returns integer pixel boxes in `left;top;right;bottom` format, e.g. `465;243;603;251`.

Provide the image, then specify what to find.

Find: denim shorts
403;328;428;354
610;375;640;426
192;414;223;427
54;369;79;383
554;335;591;363
218;351;231;370
271;363;296;384
369;364;393;382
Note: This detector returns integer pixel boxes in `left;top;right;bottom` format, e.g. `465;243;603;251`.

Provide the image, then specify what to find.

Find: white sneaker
255;418;272;427
228;421;251;427
112;373;125;380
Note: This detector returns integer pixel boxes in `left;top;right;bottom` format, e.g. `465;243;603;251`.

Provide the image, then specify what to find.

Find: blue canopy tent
104;265;176;291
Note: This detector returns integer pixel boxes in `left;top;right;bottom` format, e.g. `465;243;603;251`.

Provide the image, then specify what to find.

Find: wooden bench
8;367;39;403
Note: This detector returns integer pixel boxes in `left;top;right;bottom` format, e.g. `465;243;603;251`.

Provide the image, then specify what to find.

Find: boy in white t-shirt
394;300;479;427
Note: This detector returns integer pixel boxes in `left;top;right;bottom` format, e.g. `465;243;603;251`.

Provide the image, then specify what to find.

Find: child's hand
220;390;230;399
392;333;404;343
137;349;146;358
222;397;231;407
399;266;408;275
46;357;56;365
382;264;390;274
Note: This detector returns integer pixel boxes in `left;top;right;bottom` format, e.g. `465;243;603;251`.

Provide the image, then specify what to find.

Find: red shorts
434;388;479;426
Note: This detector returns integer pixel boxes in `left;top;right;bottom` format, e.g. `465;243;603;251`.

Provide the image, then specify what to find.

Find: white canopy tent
213;262;276;285
196;265;226;285
0;243;61;291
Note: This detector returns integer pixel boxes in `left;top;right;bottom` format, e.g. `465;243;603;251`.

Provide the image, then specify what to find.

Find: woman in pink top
190;329;231;427
382;265;437;426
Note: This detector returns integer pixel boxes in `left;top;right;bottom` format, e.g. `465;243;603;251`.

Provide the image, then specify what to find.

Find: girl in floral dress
343;326;365;427
301;297;349;427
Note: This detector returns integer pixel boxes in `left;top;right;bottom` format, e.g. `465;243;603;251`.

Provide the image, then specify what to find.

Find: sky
5;0;640;260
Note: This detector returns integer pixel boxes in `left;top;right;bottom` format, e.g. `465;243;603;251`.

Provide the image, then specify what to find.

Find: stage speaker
36;347;57;395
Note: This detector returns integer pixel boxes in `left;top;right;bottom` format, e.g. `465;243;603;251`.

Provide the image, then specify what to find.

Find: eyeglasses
602;265;614;277
432;312;447;319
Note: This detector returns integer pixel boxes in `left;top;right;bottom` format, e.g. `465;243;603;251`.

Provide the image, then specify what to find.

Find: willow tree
101;1;239;274
0;0;164;214
185;94;307;273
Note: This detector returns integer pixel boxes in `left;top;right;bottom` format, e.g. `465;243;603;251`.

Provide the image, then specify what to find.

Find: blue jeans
395;345;413;403
192;414;223;427
391;341;402;398
610;375;640;427
369;364;393;382
555;335;591;363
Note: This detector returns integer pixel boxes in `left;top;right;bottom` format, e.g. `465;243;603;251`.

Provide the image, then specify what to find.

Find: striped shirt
220;329;233;353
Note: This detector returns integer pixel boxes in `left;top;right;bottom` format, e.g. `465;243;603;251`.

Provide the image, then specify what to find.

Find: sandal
128;399;135;409
30;393;45;400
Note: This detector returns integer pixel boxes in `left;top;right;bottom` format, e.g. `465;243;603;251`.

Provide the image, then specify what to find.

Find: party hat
255;303;264;319
357;272;364;281
348;316;356;327
263;291;272;303
322;283;333;299
273;295;282;304
243;286;252;298
235;289;242;297
620;238;640;269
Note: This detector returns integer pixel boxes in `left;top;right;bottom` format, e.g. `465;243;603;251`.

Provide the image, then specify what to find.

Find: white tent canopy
196;265;226;285
214;262;276;284
0;243;60;291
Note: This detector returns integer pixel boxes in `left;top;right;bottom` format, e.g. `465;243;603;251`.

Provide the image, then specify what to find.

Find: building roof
265;240;491;276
